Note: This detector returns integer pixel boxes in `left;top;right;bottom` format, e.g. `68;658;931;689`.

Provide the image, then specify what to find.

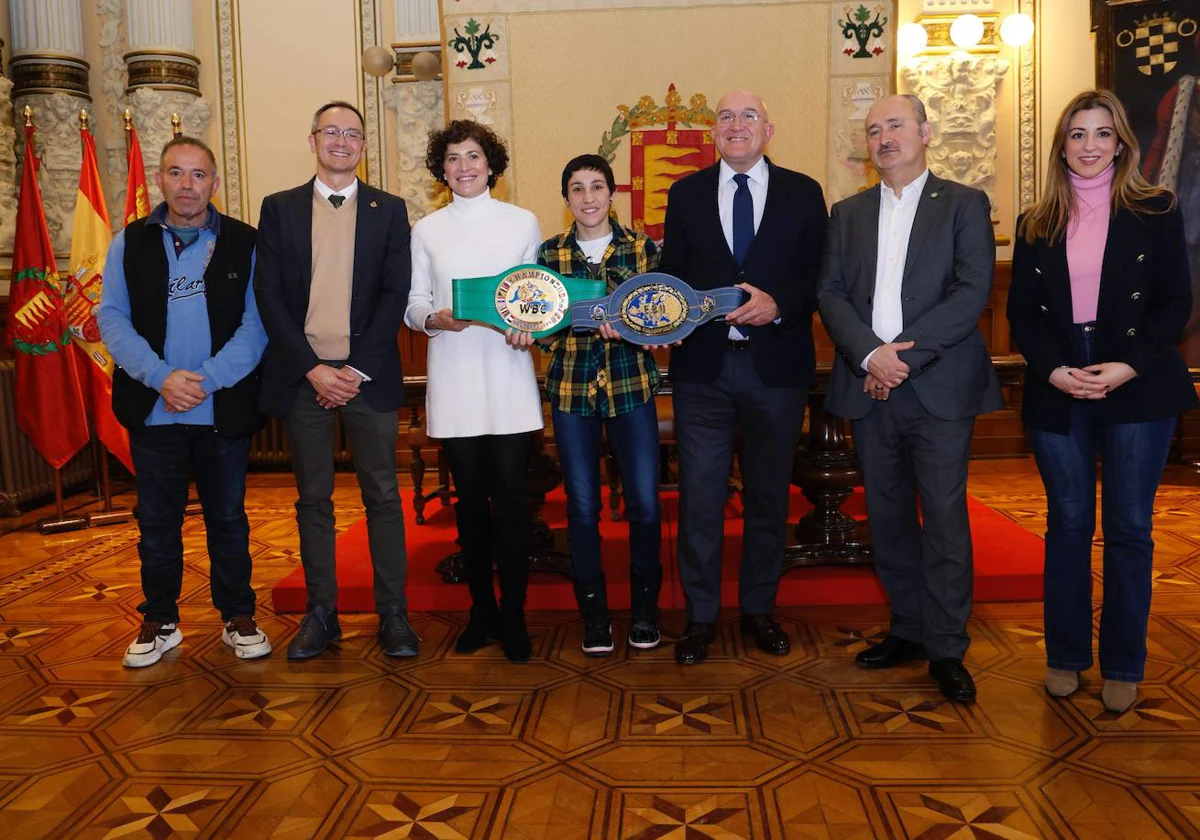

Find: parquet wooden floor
1;461;1199;839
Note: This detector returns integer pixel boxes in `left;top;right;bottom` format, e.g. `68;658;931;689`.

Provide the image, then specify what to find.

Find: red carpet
271;487;1044;613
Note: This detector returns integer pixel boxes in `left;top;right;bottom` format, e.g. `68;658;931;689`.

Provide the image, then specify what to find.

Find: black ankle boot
628;568;662;650
455;604;503;654
575;576;613;657
500;599;531;663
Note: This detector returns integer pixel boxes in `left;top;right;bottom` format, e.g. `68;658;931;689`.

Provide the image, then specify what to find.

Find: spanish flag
4;116;89;470
65;124;133;473
123;119;151;225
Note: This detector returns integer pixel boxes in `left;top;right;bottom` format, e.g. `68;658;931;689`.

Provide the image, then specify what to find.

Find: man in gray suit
818;94;1002;702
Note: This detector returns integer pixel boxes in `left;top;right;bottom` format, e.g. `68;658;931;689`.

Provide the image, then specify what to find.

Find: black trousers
284;380;407;613
673;351;808;623
441;432;533;614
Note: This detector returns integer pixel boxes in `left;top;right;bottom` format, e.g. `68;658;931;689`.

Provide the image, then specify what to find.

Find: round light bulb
897;23;929;58
362;45;395;78
949;14;985;49
411;50;441;81
1000;13;1035;47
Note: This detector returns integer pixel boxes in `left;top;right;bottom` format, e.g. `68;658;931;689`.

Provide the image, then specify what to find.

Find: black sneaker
582;623;614;657
286;605;341;660
627;618;661;650
378;606;420;657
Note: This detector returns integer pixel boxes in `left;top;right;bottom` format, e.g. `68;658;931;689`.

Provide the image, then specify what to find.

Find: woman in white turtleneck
404;120;542;664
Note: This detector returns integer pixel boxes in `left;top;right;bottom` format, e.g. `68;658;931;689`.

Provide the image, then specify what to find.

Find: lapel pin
930;191;939;198
370;200;378;208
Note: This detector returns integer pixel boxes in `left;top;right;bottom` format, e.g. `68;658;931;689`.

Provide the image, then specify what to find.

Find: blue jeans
552;400;661;586
1028;324;1175;681
130;425;255;624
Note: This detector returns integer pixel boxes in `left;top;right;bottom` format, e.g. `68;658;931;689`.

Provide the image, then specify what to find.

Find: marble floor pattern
0;462;1198;838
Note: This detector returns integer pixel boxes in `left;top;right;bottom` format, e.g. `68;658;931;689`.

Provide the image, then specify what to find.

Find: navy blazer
659;160;827;388
1009;197;1197;433
819;174;1003;421
254;179;411;418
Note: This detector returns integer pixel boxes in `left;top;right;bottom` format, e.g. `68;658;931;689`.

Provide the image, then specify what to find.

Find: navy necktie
328;194;345;209
732;173;753;265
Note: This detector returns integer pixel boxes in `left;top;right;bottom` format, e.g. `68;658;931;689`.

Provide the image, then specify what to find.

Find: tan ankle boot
1044;668;1079;697
1102;679;1138;712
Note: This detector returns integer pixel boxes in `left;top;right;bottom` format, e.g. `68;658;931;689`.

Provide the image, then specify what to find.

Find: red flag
123;119;151;225
4;119;89;470
65;125;134;473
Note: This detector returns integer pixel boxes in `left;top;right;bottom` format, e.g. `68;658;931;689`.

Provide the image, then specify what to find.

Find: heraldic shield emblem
1118;13;1198;76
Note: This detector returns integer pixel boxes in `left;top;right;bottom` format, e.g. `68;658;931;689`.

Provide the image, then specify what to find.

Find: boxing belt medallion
570;272;747;344
452;264;606;339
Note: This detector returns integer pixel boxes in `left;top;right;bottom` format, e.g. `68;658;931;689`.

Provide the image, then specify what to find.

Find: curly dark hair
425;120;509;188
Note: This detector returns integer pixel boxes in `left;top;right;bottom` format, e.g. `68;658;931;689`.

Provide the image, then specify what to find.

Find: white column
122;0;211;209
395;0;440;45
8;0;89;253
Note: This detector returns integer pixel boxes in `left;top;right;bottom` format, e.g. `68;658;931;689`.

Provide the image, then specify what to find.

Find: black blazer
1008;197;1197;434
659;160;827;388
254;179;411;418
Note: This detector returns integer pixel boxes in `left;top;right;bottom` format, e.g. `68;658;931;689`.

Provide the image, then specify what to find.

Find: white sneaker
222;616;273;660
123;621;183;668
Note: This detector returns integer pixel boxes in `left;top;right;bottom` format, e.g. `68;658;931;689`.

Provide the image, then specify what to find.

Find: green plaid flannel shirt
537;220;661;417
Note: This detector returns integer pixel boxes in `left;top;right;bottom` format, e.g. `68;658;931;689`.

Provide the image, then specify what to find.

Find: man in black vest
660;90;828;665
97;137;270;668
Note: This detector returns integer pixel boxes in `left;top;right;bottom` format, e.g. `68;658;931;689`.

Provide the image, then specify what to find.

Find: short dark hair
560;154;615;197
311;100;365;133
425;120;509;188
159;136;218;173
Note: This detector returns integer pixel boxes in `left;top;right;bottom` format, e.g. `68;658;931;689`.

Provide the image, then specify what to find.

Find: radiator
0;359;96;515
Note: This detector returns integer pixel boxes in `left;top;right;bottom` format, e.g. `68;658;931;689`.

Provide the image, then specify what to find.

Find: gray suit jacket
818;173;1003;421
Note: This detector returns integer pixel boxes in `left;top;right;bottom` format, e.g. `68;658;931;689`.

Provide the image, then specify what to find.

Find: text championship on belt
570;273;747;344
452;265;606;339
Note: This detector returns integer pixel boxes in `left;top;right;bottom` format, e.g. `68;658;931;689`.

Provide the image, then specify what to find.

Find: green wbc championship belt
570;272;747;344
452;264;606;339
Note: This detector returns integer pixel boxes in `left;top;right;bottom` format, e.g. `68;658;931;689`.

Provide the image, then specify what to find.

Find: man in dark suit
660;89;828;665
818;94;1002;702
255;101;416;660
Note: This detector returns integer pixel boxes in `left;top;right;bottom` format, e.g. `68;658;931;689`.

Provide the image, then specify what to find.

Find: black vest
112;214;264;437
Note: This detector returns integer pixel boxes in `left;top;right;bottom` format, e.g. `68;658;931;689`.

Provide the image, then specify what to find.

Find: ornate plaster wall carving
1017;0;1036;211
902;54;1009;212
0;77;18;253
98;0;131;218
360;0;384;189
383;80;446;223
13;92;92;253
215;0;244;219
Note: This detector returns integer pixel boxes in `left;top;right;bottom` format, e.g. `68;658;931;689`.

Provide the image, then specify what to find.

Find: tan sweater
305;188;357;360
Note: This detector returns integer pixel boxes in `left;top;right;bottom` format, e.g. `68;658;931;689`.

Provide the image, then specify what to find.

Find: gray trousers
284;380;407;612
851;382;975;660
673;351;807;623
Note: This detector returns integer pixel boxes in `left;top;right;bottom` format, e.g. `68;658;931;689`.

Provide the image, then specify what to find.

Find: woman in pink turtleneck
1009;90;1197;713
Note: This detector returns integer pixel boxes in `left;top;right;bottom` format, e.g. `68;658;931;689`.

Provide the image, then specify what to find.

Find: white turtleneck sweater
404;190;544;438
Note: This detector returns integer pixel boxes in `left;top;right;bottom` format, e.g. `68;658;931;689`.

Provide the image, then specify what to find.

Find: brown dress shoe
674;622;717;665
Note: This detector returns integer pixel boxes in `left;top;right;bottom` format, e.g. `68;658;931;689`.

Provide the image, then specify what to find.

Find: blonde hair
1019;89;1174;244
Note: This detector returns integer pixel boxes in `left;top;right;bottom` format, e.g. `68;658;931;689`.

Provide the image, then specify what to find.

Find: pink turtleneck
1065;162;1114;323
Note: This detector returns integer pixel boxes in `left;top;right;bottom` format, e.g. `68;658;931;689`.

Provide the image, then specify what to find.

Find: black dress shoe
287;605;341;660
378;606;420;658
674;622;717;665
855;634;926;669
740;614;791;655
929;658;976;703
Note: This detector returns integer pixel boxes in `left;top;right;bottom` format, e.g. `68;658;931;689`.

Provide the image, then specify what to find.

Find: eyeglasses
313;127;365;143
716;110;763;126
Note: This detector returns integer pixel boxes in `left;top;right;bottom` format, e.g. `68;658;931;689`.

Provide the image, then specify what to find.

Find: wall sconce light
898;22;929;59
999;13;1035;48
362;44;442;83
949;14;985;49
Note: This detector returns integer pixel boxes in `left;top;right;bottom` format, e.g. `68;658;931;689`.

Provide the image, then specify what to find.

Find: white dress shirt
717;157;768;339
863;168;929;370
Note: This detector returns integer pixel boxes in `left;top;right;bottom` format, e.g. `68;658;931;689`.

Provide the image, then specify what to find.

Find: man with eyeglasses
659;89;828;665
255;100;417;660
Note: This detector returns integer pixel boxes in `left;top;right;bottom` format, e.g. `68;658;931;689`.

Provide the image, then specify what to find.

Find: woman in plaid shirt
537;155;663;656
